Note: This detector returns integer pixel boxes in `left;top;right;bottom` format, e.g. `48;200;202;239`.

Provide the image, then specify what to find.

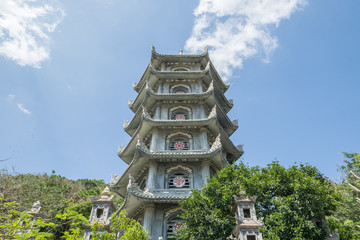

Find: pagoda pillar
150;130;160;151
201;160;211;186
199;128;209;150
143;203;156;239
154;106;161;120
146;162;158;190
199;105;206;118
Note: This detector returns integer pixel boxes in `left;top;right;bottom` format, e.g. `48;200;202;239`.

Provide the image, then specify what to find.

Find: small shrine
84;187;116;239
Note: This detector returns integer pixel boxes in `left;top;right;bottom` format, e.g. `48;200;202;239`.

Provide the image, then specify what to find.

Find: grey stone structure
84;187;116;239
110;47;243;240
233;193;263;240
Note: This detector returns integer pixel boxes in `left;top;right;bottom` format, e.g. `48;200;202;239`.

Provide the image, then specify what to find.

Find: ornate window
166;216;184;240
169;106;191;120
246;235;256;240
243;208;251;218
171;109;189;120
167;132;192;151
170;84;190;94
171;66;190;71
96;208;104;218
169;136;190;150
168;172;190;188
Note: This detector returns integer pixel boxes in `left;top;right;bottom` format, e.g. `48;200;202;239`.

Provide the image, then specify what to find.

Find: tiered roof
111;47;243;216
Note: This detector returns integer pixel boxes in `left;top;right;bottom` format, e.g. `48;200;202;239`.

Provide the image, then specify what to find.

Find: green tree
0;196;147;240
177;161;339;240
330;153;360;240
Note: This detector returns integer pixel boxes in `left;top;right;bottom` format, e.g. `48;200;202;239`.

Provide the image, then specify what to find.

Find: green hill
0;168;122;218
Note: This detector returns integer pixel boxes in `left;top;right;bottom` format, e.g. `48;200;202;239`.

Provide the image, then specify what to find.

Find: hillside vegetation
0;168;122;218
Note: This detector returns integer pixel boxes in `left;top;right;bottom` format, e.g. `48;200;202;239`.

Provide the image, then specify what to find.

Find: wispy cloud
8;93;15;101
17;103;31;114
0;0;65;68
185;0;307;80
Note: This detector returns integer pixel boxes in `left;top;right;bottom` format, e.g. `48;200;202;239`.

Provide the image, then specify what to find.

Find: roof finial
179;49;183;55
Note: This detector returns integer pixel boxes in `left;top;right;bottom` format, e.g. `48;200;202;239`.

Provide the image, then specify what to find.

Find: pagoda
110;46;243;240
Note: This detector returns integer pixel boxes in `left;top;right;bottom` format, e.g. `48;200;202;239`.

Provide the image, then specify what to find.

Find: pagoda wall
150;128;209;151
153;103;207;120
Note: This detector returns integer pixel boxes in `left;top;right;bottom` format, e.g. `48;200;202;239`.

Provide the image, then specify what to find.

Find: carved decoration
128;99;133;107
232;119;238;127
111;174;121;185
167;131;192;140
207;81;214;92
146;83;155;93
170;84;191;93
209;106;217;118
210;134;221;151
123;120;130;129
118;145;125;154
164;207;184;218
127;174;141;191
169;106;192;115
136;138;150;153
166;165;193;174
142;106;151;119
237;144;244;152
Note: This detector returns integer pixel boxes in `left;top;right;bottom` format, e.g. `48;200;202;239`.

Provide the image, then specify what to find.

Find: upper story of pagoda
130;47;232;109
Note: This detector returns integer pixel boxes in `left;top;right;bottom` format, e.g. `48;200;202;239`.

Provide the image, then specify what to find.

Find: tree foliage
0;169;130;239
177;161;339;240
329;153;360;239
0;197;147;240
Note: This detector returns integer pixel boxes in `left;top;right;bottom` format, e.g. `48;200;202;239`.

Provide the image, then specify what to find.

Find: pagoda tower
110;47;243;240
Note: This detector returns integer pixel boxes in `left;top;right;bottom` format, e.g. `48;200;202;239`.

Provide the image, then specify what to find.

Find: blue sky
1;0;359;183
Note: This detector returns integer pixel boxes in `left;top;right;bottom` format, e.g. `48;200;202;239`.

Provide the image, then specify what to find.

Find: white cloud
8;93;15;101
185;0;307;80
0;0;64;68
17;103;31;114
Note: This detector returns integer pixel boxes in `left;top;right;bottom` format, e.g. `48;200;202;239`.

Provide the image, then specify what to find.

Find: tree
0;197;147;240
329;153;360;240
177;161;339;240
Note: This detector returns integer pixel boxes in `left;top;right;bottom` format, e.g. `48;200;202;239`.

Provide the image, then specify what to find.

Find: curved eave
150;46;209;68
208;62;230;93
133;46;209;93
126;105;237;137
114;145;228;196
128;187;190;203
207;121;243;163
116;192;144;218
130;85;214;113
133;62;230;99
133;64;151;93
119;110;239;163
120;115;217;163
148;64;229;94
136;143;227;165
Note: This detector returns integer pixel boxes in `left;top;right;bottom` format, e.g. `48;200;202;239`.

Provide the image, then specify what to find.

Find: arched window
172;86;188;94
172;67;190;71
168;172;190;189
171;109;189;120
166;216;184;240
169;136;190;150
170;84;190;94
